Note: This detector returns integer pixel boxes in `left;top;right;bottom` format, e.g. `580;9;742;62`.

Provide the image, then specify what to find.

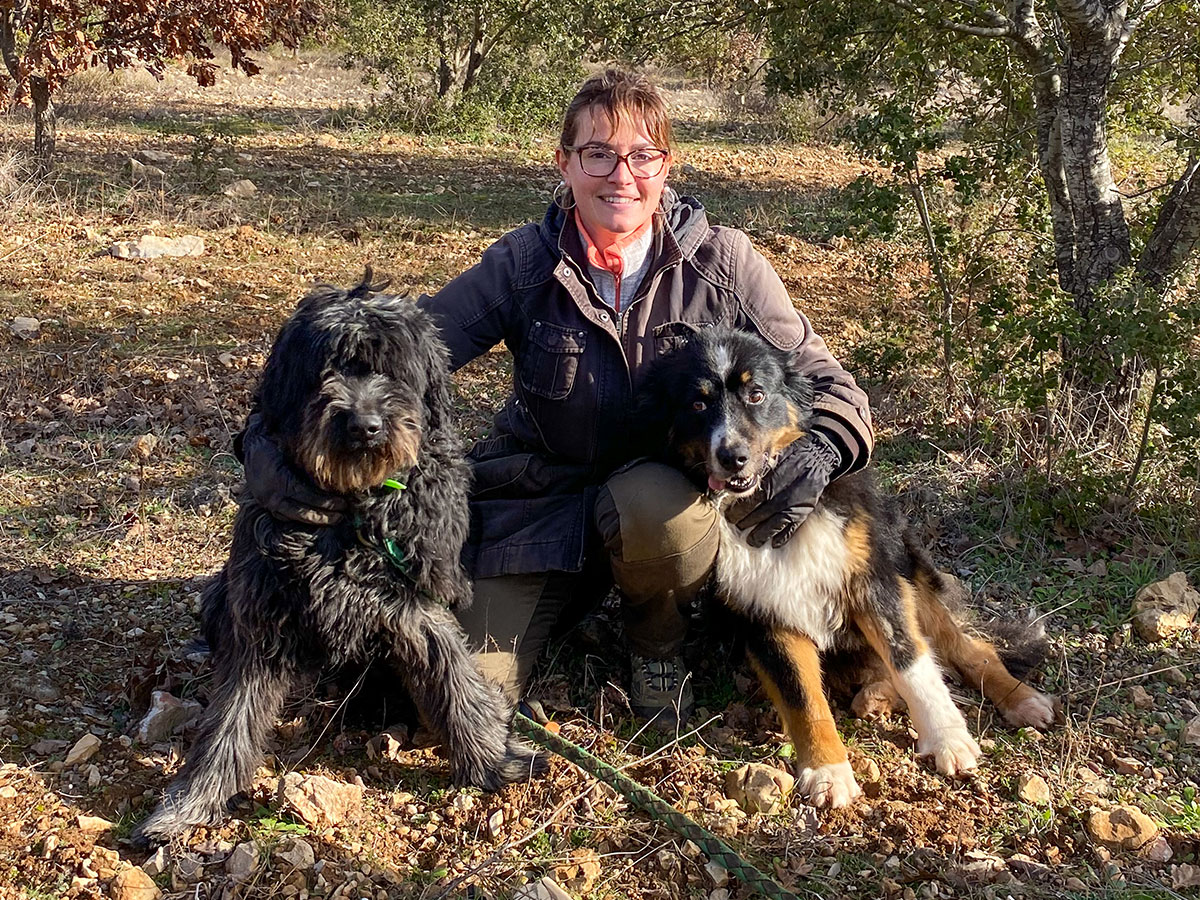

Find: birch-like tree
764;0;1200;397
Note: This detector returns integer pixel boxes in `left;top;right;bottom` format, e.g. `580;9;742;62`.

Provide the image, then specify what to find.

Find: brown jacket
419;192;873;578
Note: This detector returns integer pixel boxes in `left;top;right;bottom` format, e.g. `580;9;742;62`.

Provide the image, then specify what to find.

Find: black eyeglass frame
565;145;671;179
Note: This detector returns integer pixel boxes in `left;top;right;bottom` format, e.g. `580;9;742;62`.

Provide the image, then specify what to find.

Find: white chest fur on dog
714;507;849;648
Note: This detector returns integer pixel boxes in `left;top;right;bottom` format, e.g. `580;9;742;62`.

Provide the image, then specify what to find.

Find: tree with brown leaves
0;0;321;174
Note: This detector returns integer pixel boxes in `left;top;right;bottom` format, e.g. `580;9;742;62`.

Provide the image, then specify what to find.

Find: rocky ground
1;50;1199;900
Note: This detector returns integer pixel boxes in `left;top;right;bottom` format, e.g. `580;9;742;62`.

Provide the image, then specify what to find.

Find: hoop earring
552;181;577;211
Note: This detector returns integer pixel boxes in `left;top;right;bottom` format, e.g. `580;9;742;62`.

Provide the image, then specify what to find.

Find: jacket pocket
653;320;705;357
519;320;587;400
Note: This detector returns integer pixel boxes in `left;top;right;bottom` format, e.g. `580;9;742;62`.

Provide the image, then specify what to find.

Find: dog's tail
903;528;1049;679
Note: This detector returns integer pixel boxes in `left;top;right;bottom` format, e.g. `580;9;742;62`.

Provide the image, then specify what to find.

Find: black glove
240;413;348;526
728;433;842;549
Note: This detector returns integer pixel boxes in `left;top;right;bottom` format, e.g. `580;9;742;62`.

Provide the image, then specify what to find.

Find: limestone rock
110;234;205;260
127;158;167;187
1086;805;1159;852
1172;863;1200;889
76;814;115;832
66;733;102;766
1131;573;1199;641
553;848;601;893
141;846;168;878
225;841;259;880
272;837;316;872
1017;773;1051;805
1005;853;1051;881
223;179;258;198
277;772;363;827
1129;685;1155;709
512;876;572;900
724;762;795;814
9;317;40;340
704;860;731;887
134;150;174;166
1181;716;1200;747
136;691;202;743
1144;836;1173;863
109;867;160;900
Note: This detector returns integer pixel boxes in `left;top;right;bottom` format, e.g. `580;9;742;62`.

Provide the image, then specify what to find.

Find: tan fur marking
768;424;807;457
750;629;846;769
842;514;873;580
739;369;753;385
912;573;1037;716
898;577;931;657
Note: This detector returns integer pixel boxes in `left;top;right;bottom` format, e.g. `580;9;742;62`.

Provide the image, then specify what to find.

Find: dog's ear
255;308;329;434
783;350;816;420
630;350;685;456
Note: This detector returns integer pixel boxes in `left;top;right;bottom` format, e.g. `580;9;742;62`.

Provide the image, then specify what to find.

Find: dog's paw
458;736;547;792
850;681;906;720
1001;689;1058;731
796;761;862;809
918;727;981;778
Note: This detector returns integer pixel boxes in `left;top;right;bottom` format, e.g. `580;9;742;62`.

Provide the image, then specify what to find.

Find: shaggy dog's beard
292;378;421;495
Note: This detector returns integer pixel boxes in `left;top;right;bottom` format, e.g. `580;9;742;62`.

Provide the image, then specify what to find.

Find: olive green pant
455;462;720;699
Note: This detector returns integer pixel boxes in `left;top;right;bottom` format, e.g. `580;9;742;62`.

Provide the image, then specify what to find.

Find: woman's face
556;108;671;247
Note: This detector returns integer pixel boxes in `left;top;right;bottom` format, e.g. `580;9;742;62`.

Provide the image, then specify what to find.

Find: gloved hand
240;413;348;526
727;433;842;548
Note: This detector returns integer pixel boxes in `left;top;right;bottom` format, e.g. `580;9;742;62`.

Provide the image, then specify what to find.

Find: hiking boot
629;653;694;731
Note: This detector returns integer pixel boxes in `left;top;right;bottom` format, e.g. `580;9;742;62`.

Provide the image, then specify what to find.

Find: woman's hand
240;413;347;526
727;434;842;548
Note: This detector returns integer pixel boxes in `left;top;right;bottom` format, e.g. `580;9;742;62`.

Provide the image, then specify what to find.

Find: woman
246;69;873;730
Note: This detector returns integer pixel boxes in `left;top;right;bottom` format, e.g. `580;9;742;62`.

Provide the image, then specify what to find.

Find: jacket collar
539;188;708;263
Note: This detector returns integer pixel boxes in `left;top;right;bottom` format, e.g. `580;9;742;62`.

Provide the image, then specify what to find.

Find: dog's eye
747;390;765;405
692;400;707;412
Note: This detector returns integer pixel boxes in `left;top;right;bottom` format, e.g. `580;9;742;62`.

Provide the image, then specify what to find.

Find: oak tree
0;0;320;173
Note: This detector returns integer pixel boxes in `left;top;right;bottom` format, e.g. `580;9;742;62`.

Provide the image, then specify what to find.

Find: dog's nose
716;444;749;472
348;414;383;441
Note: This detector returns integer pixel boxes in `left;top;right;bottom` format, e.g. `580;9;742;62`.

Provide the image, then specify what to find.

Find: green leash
513;713;803;900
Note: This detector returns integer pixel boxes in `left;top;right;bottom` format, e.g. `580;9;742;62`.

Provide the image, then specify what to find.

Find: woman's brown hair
559;69;673;152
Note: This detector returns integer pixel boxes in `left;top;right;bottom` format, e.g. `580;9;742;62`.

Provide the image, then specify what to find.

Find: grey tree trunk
31;75;56;176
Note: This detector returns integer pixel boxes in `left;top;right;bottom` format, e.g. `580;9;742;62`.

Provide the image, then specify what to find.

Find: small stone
1086;805;1159;852
553;848;601;893
1006;853;1051;880
1163;667;1187;686
1112;756;1143;776
1181;716;1200;747
9;317;40;340
87;764;101;787
277;772;364;827
1064;876;1088;890
134;149;174;166
1131;573;1199;641
273;837;316;872
704;860;731;887
76;814;115;832
1144;835;1173;863
724;762;795;814
223;179;258;199
136;691;202;743
1129;685;1155;709
109;866;160;900
65;733;102;766
487;809;504;841
709;891;730;900
110;234;205;259
142;846;168;878
1172;863;1200;889
1016;773;1051;805
511;876;572;900
226;841;259;880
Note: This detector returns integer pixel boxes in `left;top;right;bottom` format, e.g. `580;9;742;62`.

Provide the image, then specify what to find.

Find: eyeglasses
568;146;669;178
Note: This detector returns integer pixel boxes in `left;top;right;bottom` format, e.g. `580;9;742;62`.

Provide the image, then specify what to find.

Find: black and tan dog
637;327;1056;808
135;275;541;843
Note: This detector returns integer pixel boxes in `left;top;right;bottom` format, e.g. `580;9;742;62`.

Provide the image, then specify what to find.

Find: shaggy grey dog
135;274;542;843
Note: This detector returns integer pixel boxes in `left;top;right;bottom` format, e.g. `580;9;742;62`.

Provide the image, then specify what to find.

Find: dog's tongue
708;474;727;492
